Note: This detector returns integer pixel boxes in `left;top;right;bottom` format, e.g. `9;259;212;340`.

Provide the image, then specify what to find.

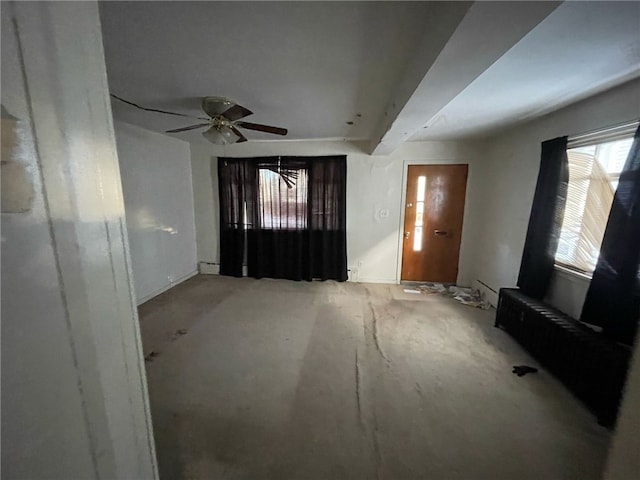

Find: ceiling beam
369;1;562;155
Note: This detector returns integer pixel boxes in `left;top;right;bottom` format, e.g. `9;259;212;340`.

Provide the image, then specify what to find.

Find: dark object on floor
513;365;538;376
145;351;159;362
171;328;188;341
495;288;631;427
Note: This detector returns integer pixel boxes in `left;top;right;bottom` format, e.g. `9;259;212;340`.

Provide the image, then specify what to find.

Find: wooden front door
401;164;468;283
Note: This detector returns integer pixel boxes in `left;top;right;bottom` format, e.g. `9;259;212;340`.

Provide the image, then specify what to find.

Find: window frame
553;121;638;276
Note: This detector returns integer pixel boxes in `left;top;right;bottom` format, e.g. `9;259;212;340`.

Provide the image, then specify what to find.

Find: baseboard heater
495;288;631;427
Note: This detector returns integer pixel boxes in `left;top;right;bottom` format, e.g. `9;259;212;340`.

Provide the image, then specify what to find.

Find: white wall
545;267;590;320
1;2;157;478
464;78;640;311
191;142;219;270
462;78;640;478
115;121;198;304
190;140;481;284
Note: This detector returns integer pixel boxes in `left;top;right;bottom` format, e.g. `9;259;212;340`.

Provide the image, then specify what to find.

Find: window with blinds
258;167;308;229
555;136;634;274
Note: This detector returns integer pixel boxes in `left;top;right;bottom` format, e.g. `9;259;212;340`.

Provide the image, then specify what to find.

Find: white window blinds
258;168;308;229
555;137;634;273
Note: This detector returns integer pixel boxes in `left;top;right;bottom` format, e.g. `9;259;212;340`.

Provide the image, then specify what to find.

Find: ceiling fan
110;94;288;145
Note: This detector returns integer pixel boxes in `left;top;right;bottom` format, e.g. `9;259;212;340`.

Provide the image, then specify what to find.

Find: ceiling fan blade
229;125;248;143
235;121;288;136
222;104;253;122
165;122;210;133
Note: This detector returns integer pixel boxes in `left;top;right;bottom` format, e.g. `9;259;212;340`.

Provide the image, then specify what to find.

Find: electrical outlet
379;208;389;219
348;268;358;281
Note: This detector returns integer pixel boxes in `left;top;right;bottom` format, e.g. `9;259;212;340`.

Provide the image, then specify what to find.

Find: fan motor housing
202;96;236;116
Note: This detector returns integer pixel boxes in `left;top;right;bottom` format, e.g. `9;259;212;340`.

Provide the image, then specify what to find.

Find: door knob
434;230;448;236
405;231;411;239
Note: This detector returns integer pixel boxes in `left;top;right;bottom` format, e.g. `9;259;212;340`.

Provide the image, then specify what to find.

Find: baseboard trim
137;270;198;305
350;278;397;285
197;264;393;284
199;263;249;277
199;261;220;275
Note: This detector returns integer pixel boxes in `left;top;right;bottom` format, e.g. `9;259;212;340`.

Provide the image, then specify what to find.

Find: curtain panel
217;159;258;277
581;126;640;345
218;155;347;282
517;136;569;299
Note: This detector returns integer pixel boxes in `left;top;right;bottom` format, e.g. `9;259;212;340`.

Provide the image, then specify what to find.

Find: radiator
495;288;631;426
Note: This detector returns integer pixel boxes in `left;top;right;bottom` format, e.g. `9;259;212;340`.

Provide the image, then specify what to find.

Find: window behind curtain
555;137;633;273
258;167;308;229
219;155;347;281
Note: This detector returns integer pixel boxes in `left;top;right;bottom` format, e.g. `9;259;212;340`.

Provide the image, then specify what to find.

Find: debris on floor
419;283;448;294
417;283;491;309
403;288;422;294
170;328;188;341
145;351;159;362
449;286;491;309
512;365;539;377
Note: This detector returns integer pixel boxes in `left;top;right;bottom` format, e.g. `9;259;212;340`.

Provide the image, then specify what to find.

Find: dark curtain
581;126;640;345
517;136;569;299
307;157;348;281
217;159;258;277
219;156;347;282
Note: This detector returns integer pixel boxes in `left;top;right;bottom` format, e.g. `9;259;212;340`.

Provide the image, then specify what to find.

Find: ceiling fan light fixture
221;125;240;142
202;126;228;145
202;124;242;145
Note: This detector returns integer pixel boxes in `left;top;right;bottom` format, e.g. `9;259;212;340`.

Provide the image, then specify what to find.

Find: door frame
395;158;472;285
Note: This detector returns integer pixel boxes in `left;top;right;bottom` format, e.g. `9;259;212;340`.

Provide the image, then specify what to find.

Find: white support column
1;1;158;478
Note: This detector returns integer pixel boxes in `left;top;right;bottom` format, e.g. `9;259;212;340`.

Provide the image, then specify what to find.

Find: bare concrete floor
139;275;610;480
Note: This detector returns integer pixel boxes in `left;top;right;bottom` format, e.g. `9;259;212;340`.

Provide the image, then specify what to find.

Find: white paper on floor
403;288;422;294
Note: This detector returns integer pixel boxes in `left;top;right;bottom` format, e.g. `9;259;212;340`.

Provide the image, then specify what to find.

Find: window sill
553;264;592;283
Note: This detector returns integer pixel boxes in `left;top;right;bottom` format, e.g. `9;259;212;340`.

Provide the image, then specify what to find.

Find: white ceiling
410;1;640;142
99;1;640;154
